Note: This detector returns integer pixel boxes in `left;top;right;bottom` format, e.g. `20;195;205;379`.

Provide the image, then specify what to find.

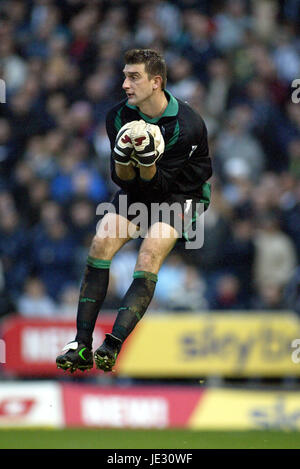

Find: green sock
111;271;158;342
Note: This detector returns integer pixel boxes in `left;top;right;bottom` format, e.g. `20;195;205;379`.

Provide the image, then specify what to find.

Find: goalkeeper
56;49;212;373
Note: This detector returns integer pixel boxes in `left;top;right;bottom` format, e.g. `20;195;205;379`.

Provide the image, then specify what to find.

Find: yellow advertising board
118;313;300;377
189;389;300;430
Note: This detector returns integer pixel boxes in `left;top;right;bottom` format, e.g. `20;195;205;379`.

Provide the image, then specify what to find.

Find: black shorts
104;189;210;246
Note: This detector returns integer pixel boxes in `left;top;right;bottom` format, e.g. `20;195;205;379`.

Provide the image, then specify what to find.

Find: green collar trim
125;90;178;123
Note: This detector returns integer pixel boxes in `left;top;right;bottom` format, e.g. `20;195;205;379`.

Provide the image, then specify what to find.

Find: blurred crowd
0;0;300;319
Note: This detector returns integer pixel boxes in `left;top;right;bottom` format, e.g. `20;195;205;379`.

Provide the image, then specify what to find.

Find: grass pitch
0;428;299;449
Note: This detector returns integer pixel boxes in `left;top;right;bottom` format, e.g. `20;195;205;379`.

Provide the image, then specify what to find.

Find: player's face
122;63;155;106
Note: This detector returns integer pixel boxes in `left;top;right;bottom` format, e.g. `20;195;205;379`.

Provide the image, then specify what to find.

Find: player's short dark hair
124;49;167;90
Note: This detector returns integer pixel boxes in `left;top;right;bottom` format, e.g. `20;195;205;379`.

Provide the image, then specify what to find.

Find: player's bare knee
136;248;160;273
90;235;112;259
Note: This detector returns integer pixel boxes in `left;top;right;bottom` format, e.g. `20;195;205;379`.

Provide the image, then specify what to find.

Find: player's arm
181;117;212;183
137;115;211;195
115;162;136;181
133;142;185;196
105;111;138;189
139;164;157;181
138;163;180;193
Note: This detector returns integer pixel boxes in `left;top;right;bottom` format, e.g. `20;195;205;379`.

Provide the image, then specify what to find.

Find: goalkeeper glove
131;121;164;167
113;121;139;165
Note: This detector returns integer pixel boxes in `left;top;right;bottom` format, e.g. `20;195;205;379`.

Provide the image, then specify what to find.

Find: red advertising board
62;383;203;428
1;315;115;376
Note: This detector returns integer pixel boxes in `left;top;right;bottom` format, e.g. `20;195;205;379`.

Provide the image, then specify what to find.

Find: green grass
0;429;299;449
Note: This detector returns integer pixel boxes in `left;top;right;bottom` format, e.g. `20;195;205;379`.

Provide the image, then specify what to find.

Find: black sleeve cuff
138;169;159;187
112;169;137;191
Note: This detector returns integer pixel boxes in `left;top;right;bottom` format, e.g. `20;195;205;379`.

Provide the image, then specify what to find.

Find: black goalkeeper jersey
105;90;212;206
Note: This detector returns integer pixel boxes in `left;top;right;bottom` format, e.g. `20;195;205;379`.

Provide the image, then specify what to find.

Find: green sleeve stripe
133;270;158;283
87;256;111;269
200;182;211;211
165;120;180;151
